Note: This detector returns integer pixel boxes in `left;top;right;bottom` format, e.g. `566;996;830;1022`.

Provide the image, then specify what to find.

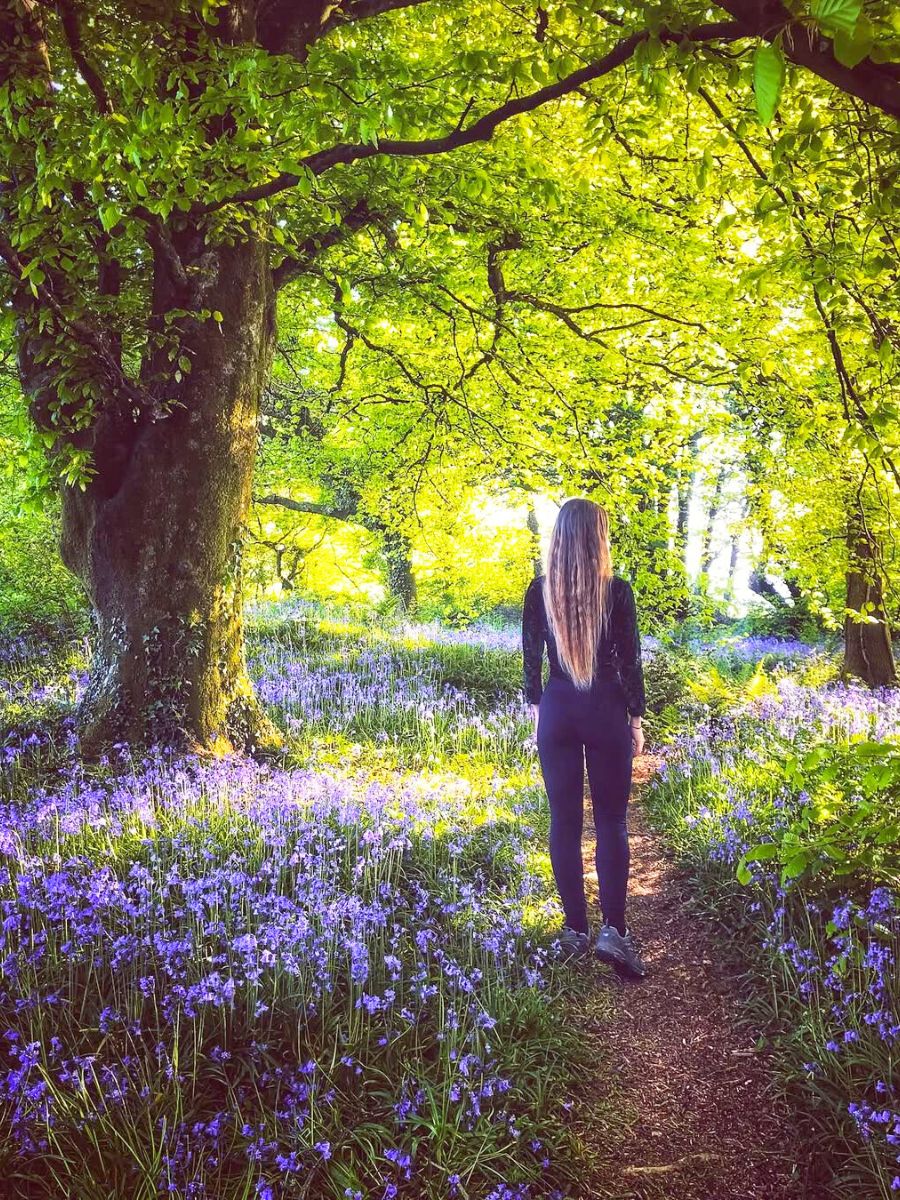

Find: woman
522;498;647;978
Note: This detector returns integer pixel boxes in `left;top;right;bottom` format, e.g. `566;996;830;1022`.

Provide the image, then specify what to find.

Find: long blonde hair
543;498;613;690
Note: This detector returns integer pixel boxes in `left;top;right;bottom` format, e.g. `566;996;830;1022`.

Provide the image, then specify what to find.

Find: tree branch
505;290;709;333
272;197;379;290
197;20;744;213
56;0;113;114
257;0;428;62
321;0;429;38
716;0;900;116
0;229;144;411
255;494;358;522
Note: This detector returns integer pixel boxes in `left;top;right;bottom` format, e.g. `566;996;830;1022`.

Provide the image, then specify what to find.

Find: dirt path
564;755;806;1200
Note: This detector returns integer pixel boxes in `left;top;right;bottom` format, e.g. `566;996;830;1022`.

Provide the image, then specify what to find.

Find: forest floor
562;754;809;1200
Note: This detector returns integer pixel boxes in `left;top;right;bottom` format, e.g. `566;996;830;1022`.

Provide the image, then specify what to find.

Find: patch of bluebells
687;634;820;666
246;614;661;770
651;677;900;1191
247;598;522;656
397;620;521;653
0;630;89;791
0;608;657;1196
0;742;578;1197
0;629;87;704
247;634;538;770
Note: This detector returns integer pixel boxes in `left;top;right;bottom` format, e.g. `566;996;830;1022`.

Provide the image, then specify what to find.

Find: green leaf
833;15;873;66
753;43;785;125
744;842;780;863
802;747;827;770
282;163;313;196
780;855;808;883
811;0;862;36
99;203;122;232
696;146;713;190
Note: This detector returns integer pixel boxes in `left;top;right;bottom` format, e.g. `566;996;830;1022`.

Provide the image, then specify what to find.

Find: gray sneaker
553;926;591;960
594;924;646;978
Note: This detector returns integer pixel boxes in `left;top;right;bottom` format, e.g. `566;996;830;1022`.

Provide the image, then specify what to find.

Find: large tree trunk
57;239;281;755
843;504;897;688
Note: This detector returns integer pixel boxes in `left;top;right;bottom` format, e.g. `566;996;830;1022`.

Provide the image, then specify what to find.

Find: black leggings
536;674;633;936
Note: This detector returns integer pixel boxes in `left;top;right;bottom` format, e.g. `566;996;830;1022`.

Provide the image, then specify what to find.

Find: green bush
0;506;84;625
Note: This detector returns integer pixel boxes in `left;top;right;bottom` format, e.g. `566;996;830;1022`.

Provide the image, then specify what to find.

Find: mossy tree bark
23;236;283;755
379;529;416;613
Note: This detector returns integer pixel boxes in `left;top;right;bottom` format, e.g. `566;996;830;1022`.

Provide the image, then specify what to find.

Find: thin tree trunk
784;576;804;606
381;529;416;613
675;484;690;564
699;469;724;579
843;502;897;687
724;532;740;605
673;432;699;619
526;506;542;578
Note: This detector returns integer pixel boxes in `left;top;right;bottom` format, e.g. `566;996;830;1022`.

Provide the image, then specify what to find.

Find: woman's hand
630;719;645;757
531;703;540;739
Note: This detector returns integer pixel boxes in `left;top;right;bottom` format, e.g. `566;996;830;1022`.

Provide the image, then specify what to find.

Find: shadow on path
565;754;807;1200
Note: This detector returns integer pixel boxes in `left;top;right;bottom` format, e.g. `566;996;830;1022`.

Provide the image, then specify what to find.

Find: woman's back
522;573;645;717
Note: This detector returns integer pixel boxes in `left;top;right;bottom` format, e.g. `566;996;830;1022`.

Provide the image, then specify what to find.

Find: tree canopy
1;0;898;747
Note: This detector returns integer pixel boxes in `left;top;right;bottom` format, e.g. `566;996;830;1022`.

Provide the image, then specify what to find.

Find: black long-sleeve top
521;574;647;717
